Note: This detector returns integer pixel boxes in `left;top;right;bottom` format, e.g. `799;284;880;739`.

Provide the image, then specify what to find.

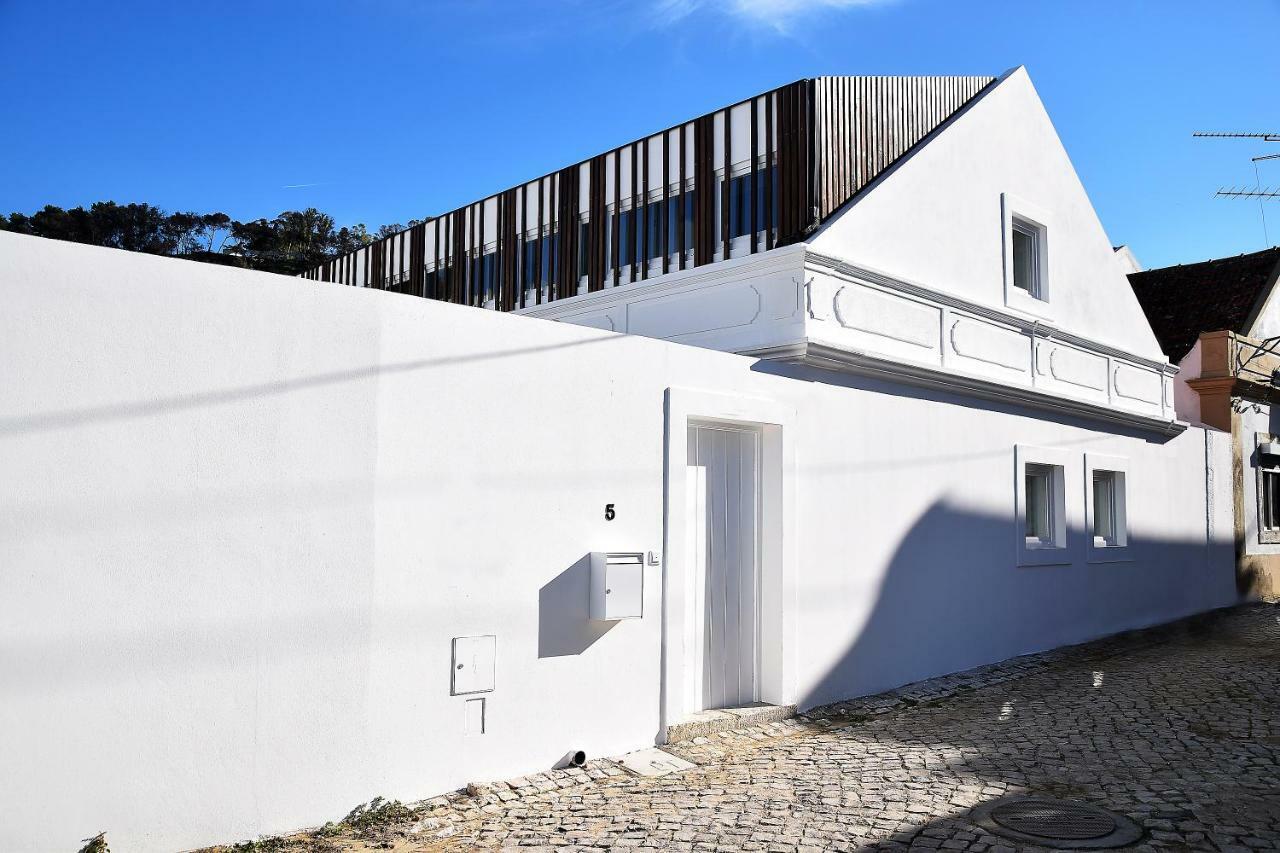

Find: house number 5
605;503;615;521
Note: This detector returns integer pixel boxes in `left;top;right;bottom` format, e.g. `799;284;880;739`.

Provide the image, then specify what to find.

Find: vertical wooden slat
587;155;605;292
678;123;687;270
662;129;670;274
536;177;544;305
765;90;774;251
749;96;759;255
612;148;621;288
641;137;650;281
694;114;715;267
518;186;527;309
721;106;730;260
550;175;558;301
477;200;486;306
630;142;639;283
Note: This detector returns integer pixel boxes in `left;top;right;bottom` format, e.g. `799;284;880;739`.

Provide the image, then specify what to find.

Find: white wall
810;67;1165;361
0;233;1236;852
1172;340;1204;425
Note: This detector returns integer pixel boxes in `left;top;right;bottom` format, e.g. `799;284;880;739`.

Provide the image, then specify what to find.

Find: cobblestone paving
211;605;1280;853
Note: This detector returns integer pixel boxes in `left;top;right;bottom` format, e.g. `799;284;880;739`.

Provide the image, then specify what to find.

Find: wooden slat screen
303;75;996;314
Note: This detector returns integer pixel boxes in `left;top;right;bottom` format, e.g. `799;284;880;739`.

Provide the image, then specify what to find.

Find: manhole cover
992;799;1116;839
971;797;1142;849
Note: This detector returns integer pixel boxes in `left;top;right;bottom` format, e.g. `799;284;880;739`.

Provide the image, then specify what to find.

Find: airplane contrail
281;182;327;189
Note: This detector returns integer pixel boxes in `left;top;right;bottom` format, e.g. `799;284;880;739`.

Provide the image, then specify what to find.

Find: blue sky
2;0;1277;269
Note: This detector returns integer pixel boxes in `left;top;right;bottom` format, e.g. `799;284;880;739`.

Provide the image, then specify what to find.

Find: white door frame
660;387;797;740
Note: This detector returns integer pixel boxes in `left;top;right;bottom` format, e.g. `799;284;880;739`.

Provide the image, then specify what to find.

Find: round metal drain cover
971;797;1142;849
992;799;1116;839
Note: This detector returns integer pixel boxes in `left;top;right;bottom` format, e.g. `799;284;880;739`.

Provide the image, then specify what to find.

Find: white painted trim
1015;444;1075;567
751;341;1186;437
1084;452;1132;563
802;250;1176;375
661;387;797;739
517;243;807;321
1001;192;1053;319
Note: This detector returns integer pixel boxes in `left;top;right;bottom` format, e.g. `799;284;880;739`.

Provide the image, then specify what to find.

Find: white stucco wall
809;67;1164;361
0;234;1235;852
1172;340;1204;426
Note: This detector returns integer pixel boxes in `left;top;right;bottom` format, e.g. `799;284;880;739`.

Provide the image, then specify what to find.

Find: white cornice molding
516;244;808;320
803;249;1177;376
749;340;1186;437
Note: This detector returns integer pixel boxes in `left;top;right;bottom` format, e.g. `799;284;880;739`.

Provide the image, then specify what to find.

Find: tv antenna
1195;131;1280;244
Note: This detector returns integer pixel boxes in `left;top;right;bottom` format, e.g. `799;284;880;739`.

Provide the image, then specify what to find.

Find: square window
1085;454;1130;561
1091;470;1124;546
1017;445;1071;566
1002;194;1051;315
1025;464;1056;546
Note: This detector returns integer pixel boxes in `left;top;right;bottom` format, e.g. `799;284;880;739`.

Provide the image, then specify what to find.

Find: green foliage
227;837;291;852
340;796;416;834
76;833;109;853
2;201;382;276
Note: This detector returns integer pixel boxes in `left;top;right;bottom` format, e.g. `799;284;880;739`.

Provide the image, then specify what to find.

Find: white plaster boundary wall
0;234;1236;852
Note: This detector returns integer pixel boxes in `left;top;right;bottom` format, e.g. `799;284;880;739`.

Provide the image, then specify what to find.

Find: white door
687;423;761;710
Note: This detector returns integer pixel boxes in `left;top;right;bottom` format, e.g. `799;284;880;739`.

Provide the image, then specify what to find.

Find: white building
0;68;1237;852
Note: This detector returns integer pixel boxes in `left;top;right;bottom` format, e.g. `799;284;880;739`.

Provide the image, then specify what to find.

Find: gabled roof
1127;247;1280;362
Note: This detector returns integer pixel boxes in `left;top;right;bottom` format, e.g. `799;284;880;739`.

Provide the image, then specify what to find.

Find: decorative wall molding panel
525;245;1182;435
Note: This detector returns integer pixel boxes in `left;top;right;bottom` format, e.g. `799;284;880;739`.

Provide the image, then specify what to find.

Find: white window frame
1002;193;1051;318
1085;453;1131;562
1016;445;1072;566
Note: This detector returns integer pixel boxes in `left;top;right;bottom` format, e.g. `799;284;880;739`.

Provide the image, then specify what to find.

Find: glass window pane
684;189;696;251
648;201;663;260
755;167;769;230
619;210;632;266
1264;470;1280;530
668;192;680;252
1013;225;1036;293
1093;471;1115;543
1025;466;1051;542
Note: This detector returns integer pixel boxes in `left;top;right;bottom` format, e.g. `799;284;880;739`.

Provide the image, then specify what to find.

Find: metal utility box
451;635;496;695
590;552;644;621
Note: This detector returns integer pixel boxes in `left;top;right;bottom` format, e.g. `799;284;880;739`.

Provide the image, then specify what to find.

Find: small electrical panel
590;552;644;621
451;635;496;695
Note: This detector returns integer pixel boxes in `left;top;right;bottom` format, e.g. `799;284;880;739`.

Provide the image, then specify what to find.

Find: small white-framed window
1002;193;1051;317
1011;218;1042;297
1092;471;1119;544
1085;453;1130;562
1256;435;1280;545
1025;463;1057;547
1016;445;1071;566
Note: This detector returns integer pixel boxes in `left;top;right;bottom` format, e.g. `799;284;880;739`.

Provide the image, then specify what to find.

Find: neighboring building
2;68;1239;851
1113;244;1142;275
1130;246;1280;600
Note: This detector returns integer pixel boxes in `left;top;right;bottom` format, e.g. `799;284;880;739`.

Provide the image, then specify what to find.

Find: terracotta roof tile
1128;247;1280;362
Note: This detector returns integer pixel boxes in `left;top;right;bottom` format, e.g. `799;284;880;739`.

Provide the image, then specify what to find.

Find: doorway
686;422;762;710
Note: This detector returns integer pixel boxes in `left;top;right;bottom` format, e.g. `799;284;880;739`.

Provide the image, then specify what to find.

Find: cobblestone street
213;605;1280;853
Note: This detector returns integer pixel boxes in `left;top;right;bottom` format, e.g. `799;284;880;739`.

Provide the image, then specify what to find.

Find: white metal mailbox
590;552;644;621
451;635;496;695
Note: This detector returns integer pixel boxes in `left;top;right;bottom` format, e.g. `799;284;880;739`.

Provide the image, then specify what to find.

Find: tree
1;200;387;276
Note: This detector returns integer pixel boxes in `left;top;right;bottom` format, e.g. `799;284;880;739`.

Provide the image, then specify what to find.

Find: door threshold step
665;702;797;743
